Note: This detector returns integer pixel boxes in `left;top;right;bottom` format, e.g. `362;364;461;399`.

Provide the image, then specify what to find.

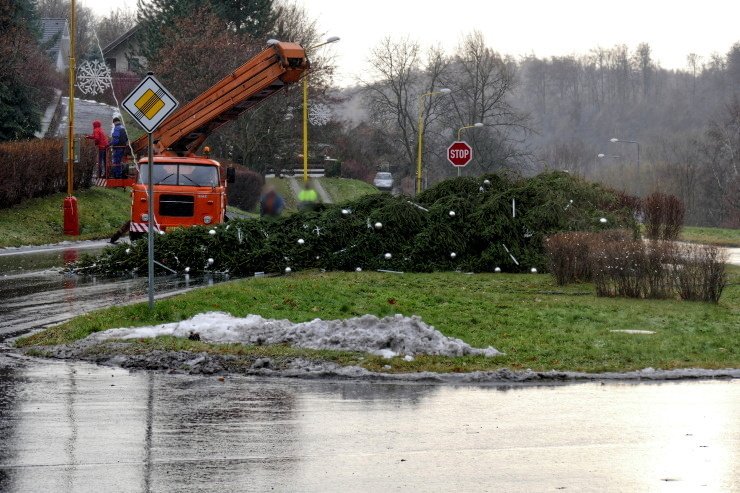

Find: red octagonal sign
447;140;473;167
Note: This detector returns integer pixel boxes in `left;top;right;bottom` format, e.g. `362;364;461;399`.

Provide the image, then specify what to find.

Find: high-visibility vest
299;189;318;202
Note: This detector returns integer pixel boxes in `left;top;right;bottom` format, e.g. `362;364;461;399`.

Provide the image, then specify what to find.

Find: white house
102;25;146;74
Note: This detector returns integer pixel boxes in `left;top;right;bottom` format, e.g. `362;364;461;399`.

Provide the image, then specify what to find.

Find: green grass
264;177;377;212
320;177;379;204
0;187;131;248
681;226;740;247
17;270;739;374
0;177;375;247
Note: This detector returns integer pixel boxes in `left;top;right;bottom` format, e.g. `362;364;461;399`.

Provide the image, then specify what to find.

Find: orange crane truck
114;41;309;241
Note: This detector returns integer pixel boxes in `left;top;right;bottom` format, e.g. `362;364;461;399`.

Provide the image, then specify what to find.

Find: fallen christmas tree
74;171;640;277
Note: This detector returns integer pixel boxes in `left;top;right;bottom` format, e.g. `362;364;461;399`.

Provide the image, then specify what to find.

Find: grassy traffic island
9;172;739;382
15;269;739;382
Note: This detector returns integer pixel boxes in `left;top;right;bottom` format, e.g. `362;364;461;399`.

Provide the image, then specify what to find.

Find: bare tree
686;53;702;99
633;42;654;100
699;96;740;226
94;8;137;49
360;36;449;184
439;31;529;176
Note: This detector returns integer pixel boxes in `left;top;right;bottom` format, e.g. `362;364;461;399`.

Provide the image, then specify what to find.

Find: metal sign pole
147;132;154;309
122;73;178;311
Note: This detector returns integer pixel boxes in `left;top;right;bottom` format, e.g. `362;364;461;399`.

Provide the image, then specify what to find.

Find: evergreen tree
136;0;275;63
0;0;53;141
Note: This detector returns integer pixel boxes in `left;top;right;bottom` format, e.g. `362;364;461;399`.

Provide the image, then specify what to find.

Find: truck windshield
138;164;219;187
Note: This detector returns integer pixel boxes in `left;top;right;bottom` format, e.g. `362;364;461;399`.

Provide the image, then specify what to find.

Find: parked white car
373;172;393;191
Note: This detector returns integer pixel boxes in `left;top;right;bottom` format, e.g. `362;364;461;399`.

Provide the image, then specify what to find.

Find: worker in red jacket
86;120;109;177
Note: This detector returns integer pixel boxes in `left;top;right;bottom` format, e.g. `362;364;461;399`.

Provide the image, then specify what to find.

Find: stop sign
447;141;473;167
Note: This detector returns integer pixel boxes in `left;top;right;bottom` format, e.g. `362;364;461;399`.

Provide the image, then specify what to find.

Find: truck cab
118;41;308;241
128;156;231;239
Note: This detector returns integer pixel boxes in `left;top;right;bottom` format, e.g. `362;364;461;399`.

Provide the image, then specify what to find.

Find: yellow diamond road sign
122;75;178;133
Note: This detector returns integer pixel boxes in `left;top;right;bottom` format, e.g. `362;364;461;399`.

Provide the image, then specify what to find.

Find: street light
609;137;640;176
303;36;340;182
597;153;621;159
63;0;79;236
455;122;483;177
416;88;451;194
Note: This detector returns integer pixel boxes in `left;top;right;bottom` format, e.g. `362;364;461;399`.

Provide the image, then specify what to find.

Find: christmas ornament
76;59;111;95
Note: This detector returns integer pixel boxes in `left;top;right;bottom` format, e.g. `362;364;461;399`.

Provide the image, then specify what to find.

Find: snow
87;312;502;359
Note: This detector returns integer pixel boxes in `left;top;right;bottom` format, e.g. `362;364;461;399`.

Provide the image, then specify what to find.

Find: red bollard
63;196;80;236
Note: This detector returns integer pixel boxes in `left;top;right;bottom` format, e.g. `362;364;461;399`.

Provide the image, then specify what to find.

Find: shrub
589;238;725;302
544;232;595;285
642;192;685;240
340;159;372;181
544;230;632;285
0;138;95;209
676;244;728;303
225;164;264;212
324;160;341;177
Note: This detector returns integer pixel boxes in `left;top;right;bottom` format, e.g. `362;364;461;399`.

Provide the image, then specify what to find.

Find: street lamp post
416;88;451;194
456;122;483;177
609;137;640;176
303;36;339;182
63;0;79;236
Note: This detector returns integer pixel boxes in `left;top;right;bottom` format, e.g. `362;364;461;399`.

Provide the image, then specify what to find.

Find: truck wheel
129;232;144;242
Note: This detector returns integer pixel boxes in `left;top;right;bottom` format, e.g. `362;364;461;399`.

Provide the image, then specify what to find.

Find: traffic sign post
122;74;179;310
447;140;473;176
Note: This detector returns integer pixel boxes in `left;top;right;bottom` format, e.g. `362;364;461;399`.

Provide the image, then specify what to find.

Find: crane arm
130;41;309;157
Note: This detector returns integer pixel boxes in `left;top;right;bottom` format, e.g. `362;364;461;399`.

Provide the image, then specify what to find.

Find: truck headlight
203;215;213;224
140;213;149;222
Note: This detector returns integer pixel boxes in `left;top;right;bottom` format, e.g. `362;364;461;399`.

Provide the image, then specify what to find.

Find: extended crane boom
130;41;309;157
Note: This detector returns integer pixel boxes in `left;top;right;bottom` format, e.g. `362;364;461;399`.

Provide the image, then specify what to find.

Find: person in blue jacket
110;117;128;178
259;185;284;217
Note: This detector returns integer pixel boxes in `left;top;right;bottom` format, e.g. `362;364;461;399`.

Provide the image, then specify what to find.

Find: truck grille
159;194;194;217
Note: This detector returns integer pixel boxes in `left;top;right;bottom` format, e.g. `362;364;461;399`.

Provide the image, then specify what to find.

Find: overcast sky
82;0;740;86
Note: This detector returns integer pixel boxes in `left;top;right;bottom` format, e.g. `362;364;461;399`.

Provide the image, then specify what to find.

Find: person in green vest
298;180;319;211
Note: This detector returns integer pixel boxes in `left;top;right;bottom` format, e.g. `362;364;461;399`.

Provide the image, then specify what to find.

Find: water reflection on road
0;241;226;340
0;356;737;492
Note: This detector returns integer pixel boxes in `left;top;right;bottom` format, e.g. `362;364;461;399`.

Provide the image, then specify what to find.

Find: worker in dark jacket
110;117;128;178
260;185;284;217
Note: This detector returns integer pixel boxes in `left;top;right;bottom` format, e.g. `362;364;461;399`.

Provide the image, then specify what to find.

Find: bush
0;138;95;209
340;159;372;181
544;230;632;285
676;244;728;303
324;159;341;178
643;192;685;240
225;164;264;212
588;238;726;302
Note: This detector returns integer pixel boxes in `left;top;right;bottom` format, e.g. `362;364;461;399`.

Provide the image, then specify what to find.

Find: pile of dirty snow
87;312;502;359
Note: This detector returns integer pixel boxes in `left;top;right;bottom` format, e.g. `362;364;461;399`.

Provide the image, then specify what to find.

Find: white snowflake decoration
76;60;112;95
309;102;332;126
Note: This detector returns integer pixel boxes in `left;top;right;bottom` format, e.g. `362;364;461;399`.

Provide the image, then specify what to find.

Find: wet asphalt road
0;353;738;492
0;241;738;491
0;241;224;341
